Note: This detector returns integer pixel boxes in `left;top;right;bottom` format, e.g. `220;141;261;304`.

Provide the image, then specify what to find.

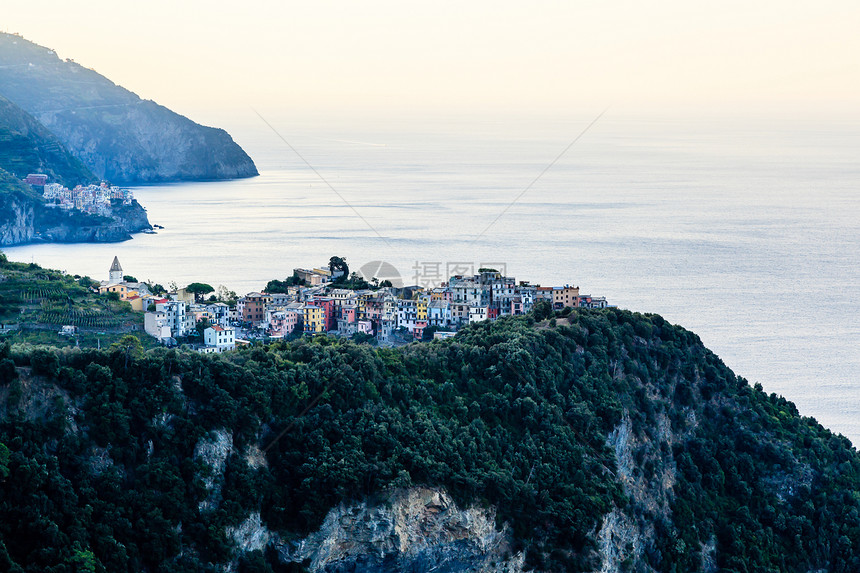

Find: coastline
0;197;152;248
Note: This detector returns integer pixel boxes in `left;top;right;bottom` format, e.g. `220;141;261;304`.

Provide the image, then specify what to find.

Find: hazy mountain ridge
0;32;258;184
1;306;858;572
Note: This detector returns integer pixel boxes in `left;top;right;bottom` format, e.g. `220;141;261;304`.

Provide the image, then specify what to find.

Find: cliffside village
24;173;135;216
97;258;611;354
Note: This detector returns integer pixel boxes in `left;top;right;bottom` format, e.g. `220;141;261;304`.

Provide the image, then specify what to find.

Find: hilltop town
0;169;151;247
38;177;137;216
94;257;614;353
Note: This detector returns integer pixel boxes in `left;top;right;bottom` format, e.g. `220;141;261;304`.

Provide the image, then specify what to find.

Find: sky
3;1;859;122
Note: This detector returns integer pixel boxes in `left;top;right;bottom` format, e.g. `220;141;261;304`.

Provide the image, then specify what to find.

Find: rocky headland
0;31;257;184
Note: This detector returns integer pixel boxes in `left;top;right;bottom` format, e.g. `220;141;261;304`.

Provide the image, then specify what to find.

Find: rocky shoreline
0;193;151;247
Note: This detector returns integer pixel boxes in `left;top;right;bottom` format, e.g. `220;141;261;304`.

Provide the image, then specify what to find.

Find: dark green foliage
266;273;308;293
0;309;858;572
328;256;349;278
77;276;98;289
186;283;215;301
332;272;370;290
0;94;96;187
532;299;553;321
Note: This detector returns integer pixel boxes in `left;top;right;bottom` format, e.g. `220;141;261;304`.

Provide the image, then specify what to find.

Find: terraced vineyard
39;301;123;328
20;285;69;303
0;257;141;334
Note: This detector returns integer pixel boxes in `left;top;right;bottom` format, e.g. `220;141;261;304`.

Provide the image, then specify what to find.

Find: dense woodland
1;305;859;572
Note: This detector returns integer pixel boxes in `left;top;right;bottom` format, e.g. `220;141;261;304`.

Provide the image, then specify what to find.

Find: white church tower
109;256;124;285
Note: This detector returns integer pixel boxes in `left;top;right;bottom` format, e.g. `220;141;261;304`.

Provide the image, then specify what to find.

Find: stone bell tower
109;256;123;285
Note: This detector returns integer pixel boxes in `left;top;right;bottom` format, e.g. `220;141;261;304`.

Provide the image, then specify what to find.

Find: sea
5;111;859;443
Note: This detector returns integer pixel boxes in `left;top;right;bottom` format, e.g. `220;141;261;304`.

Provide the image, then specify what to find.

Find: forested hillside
1;306;859;572
0;94;95;187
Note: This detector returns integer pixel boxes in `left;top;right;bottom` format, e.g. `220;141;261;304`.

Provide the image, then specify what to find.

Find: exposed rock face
194;428;233;512
0;191;35;246
279;488;524;572
229;488;524;572
595;378;699;572
228;512;272;554
0;197;152;247
34;201;151;244
0;32;258;184
597;415;656;573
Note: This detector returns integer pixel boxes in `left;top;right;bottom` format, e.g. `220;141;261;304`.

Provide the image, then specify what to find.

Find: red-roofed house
203;325;236;352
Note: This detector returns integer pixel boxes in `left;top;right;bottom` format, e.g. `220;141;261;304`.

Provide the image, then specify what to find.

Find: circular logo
358;260;403;287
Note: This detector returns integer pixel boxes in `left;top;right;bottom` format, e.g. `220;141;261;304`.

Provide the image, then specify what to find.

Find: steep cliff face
227;487;524;573
195;429;234;512
0;32;258;184
35;100;259;184
0;190;35;246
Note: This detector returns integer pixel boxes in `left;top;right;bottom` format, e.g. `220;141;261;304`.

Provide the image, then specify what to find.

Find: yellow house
356;292;373;319
128;294;163;312
99;283;137;301
303;305;325;333
417;298;428;321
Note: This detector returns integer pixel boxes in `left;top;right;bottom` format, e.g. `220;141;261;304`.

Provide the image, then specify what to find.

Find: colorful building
242;292;272;325
303;305;325;333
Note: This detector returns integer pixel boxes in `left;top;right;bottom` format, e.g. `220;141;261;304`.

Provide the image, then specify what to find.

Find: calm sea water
6;112;860;443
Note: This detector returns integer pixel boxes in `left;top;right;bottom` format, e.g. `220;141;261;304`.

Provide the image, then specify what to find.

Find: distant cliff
0;32;258;184
0;168;150;246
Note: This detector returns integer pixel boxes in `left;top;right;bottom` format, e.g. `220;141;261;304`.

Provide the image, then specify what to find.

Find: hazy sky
3;1;859;120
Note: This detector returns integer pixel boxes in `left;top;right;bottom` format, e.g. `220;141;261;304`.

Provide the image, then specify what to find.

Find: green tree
67;549;98;573
329;256;349;279
186;282;215;302
109;335;144;368
289;273;306;286
76;276;97;289
532;300;553;321
421;325;439;341
196;318;212;339
0;442;9;481
265;279;290;294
